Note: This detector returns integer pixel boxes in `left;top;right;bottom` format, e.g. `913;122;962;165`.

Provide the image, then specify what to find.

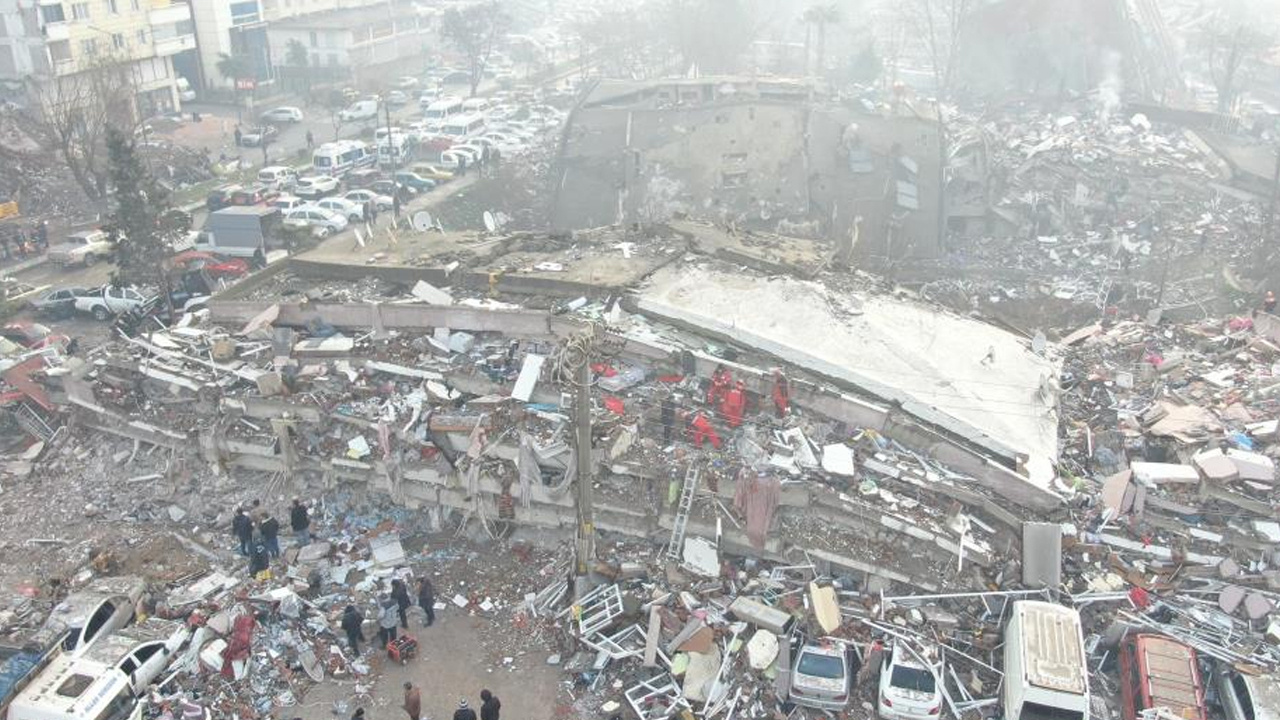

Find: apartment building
264;0;436;85
0;0;194;116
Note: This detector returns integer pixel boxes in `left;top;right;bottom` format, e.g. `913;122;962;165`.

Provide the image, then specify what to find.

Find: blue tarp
0;650;42;704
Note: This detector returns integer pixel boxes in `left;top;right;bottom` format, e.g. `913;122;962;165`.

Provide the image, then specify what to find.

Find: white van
8;620;187;720
1002;601;1089;720
256;165;297;190
35;577;145;659
312;141;374;177
376;134;415;167
441;112;486;140
423;97;463;123
338;99;379;122
461;97;490;114
175;77;195;103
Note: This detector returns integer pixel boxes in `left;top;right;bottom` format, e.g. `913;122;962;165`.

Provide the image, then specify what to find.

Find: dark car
206;185;242;211
370;179;415;202
230;184;278;206
29;287;90;319
238;125;279;147
440;70;471;85
345;168;382;189
392;171;436;192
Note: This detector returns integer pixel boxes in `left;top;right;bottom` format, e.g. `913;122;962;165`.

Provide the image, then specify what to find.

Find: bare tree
902;0;972;99
1205;23;1271;113
29;52;137;203
440;1;512;98
803;3;841;78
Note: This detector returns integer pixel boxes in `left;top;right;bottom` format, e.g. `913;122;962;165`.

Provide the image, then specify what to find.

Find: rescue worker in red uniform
771;370;790;418
686;410;722;449
706;365;731;407
720;380;746;428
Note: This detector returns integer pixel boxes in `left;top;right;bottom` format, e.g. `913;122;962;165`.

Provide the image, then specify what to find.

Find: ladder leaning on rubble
665;465;701;562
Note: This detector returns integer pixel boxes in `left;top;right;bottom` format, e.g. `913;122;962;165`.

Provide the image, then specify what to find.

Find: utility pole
383;95;397;174
573;357;595;590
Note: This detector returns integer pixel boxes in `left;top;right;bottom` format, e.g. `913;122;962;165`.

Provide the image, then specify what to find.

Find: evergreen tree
104;127;189;321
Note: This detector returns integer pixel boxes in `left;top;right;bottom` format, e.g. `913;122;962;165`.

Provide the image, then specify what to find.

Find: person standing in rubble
260;515;280;560
453;699;477;720
249;499;267;527
377;594;399;647
340;604;365;655
770;370;790;419
290;498;311;546
479;690;500;720
402;682;422;720
232;508;253;556
418;577;435;627
707;364;731;407
391;578;412;629
1265;290;1277;315
720;380;746;428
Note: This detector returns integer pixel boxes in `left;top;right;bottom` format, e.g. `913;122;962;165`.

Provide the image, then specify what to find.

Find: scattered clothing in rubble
290;498;310;546
221;614;255;679
403;682;422;720
453;699;477;720
260;516;280;559
378;594;399;647
480;690;500;720
418;578;435;627
734;470;781;549
341;605;365;655
232;509;252;556
391;579;412;629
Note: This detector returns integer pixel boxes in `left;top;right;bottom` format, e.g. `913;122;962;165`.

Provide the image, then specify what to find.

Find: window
136;29;147;45
111;32;125;49
56;674;95;698
309;30;317;47
40;4;66;23
71;3;91;20
107;0;118;13
79;37;98;56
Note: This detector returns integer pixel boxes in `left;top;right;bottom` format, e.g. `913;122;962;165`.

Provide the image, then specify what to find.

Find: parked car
440;149;470;170
206;184;241;211
386;90;409;107
272;194;306;213
47;229;113;267
394;76;420;90
791;642;853;711
283;207;348;237
392;171;436;192
261;106;304;123
344;189;394;212
34;576;145;656
311;197;365;223
257;165;298;190
230;184;277;206
369;179;415;201
29;286;91;319
238;125;279;147
170;251;250;279
345;168;382;189
339;100;379;122
878;643;941;720
75;285;148;321
293;175;341;200
410;163;454;182
440;70;470;85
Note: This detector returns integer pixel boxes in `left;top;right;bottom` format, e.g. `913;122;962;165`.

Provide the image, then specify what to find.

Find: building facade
0;0;194;116
264;0;435;87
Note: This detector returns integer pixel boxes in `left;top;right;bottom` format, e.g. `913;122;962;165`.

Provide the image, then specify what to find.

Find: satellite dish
412;211;434;232
482;211;497;233
760;207;772;221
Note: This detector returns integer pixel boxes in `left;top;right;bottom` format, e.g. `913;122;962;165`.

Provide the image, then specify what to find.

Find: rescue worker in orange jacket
720;380;746;428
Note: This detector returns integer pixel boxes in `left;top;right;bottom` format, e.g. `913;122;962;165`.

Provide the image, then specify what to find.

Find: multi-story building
0;0;195;116
265;0;436;87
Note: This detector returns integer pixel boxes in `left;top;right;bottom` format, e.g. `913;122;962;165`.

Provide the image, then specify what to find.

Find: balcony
150;3;194;57
43;21;70;42
153;33;196;55
148;2;191;27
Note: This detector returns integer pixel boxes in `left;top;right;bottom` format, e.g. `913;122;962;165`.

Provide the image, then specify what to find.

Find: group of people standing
230;497;312;578
339;576;436;656
0;220;48;261
400;683;500;720
663;365;792;450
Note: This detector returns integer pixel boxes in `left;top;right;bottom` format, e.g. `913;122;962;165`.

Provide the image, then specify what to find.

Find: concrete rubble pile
930;106;1267;321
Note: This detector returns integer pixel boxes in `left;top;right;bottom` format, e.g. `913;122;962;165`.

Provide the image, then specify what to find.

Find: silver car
791;642;852;710
1219;669;1280;720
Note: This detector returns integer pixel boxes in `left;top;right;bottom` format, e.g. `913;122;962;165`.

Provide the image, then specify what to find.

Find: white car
272;194;306;213
344;189;394;211
386;90;409;107
338;100;379;122
453;143;486;161
878;643;942;720
418;89;441;108
394;76;420;90
440;149;474;169
791;642;851;711
257;165;298;190
293;175;341;199
311;197;365;222
261;106;304;123
284;207;348;237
